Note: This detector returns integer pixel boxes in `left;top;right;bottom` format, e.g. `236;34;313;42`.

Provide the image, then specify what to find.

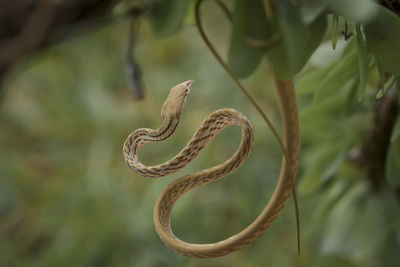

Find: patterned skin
123;80;299;258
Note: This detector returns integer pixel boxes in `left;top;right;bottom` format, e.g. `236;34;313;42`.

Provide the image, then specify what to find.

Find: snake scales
123;79;299;258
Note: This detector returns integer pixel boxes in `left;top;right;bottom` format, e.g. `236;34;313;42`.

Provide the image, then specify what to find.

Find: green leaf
385;136;400;189
228;0;275;78
296;38;352;95
397;77;400;102
377;61;385;91
309;179;356;231
270;0;327;80
296;65;334;95
300;93;348;137
391;116;400;143
277;0;308;73
264;43;290;80
332;14;339;50
364;5;400;76
320;183;395;260
148;0;190;39
385;114;400;189
376;75;396;99
313;41;359;103
299;146;347;195
356;24;369;101
323;0;377;22
301;98;366;144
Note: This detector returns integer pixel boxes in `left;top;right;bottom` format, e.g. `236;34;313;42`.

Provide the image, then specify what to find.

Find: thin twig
293;181;300;255
195;0;287;158
213;0;282;49
215;0;232;20
195;0;302;254
126;18;145;100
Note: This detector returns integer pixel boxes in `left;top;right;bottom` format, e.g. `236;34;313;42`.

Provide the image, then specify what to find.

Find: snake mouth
185;80;193;93
185;80;193;87
182;80;193;107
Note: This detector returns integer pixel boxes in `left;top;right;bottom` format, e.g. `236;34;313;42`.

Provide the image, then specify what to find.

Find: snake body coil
123;80;299;258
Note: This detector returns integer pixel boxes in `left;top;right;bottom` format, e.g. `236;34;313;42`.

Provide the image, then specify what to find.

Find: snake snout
185;80;193;89
161;80;194;119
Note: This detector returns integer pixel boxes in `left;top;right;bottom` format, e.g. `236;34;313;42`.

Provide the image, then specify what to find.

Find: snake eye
161;80;193;119
185;80;193;94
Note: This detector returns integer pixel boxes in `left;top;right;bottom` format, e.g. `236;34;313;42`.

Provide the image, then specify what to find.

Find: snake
123;79;299;258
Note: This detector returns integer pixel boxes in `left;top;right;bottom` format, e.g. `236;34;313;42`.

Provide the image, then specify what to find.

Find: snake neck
124;116;180;160
151;116;180;142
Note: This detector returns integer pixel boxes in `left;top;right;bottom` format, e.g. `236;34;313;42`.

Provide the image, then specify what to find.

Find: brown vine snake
123;78;299;258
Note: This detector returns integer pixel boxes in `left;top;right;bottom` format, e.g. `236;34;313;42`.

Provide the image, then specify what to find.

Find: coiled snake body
123;80;299;258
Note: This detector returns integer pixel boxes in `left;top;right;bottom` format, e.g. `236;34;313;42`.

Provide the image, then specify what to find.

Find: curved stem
215;0;232;20
212;1;282;52
195;0;287;158
293;181;300;255
195;0;301;255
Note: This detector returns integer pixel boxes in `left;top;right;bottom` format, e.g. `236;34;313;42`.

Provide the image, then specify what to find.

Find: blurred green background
1;1;400;267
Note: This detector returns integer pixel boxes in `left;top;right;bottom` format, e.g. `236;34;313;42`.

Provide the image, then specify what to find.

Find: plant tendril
195;0;301;255
195;0;286;158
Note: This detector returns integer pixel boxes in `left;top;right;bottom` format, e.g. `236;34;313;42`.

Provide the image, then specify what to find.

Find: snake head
161;80;193;119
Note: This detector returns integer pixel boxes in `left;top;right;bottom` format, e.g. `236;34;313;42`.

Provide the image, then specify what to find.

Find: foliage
0;0;400;266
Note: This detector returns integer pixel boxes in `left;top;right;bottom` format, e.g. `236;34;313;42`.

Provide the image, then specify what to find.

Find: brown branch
0;0;123;83
125;18;145;100
357;93;398;191
0;0;58;66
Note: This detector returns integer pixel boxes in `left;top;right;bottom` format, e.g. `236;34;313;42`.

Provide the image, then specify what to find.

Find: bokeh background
1;1;400;267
